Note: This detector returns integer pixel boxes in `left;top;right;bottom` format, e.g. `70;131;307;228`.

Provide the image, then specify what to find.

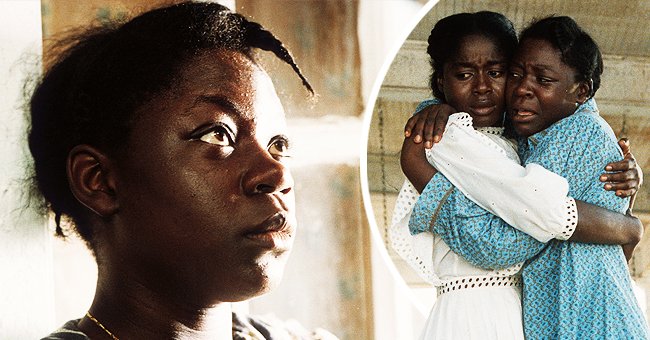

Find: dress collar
524;98;599;147
476;126;505;136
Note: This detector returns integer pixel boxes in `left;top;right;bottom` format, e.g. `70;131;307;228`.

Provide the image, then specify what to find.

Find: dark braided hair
519;16;602;98
426;11;517;101
28;1;312;243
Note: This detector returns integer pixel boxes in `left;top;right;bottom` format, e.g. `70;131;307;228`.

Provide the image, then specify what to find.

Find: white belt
436;275;522;295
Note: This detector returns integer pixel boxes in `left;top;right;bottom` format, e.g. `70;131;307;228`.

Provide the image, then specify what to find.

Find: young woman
391;12;645;339
504;16;647;338
30;2;332;339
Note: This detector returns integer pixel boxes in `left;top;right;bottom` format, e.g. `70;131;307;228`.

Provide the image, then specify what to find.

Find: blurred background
366;0;650;332
5;1;647;339
0;0;430;339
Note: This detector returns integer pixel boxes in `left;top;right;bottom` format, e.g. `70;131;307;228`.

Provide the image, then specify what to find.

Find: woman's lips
244;212;294;250
470;105;496;116
511;109;536;123
471;105;494;116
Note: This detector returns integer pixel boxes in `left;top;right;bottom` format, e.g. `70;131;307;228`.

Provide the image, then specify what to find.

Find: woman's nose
242;146;294;196
513;76;533;98
473;73;491;95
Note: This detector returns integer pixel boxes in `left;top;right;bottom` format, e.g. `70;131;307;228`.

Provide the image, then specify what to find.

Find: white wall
0;1;54;339
358;0;428;104
358;1;440;339
0;1;444;338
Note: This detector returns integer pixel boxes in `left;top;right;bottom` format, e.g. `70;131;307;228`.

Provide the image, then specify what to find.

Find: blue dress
409;100;649;339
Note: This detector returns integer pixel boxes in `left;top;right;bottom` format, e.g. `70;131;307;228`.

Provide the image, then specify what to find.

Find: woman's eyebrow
510;58;554;71
450;61;475;68
193;95;245;117
487;60;508;66
451;60;507;68
508;60;524;69
531;64;556;73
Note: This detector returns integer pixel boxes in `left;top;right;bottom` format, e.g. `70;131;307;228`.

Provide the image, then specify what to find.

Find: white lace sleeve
429;112;577;243
388;180;439;284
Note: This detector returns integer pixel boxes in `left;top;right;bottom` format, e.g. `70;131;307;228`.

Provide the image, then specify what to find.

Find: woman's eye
508;71;521;79
488;70;504;78
268;138;291;158
200;129;231;146
537;77;553;84
456;73;472;80
191;124;234;147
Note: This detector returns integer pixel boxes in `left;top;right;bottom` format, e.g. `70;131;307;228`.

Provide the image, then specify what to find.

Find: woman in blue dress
394;14;647;339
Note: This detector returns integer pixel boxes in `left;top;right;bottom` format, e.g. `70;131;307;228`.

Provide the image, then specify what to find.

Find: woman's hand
400;136;437;193
600;138;643;214
404;103;456;149
601;138;643;196
600;138;643;200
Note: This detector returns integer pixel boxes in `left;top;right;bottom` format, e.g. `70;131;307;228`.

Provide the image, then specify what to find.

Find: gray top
40;313;305;340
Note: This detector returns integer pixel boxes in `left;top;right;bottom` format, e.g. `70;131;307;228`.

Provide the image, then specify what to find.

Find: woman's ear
67;145;119;218
436;76;445;97
574;80;591;105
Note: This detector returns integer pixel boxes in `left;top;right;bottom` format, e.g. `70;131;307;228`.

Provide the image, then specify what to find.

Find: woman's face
438;34;508;127
110;50;296;303
506;38;583;137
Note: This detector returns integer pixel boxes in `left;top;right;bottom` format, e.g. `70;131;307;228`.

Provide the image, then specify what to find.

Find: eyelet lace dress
391;110;578;340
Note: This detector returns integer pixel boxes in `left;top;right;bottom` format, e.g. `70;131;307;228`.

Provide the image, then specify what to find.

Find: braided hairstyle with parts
28;1;312;247
426;11;517;101
519;15;602;98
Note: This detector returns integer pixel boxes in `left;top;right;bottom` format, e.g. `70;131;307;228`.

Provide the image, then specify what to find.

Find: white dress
390;113;578;340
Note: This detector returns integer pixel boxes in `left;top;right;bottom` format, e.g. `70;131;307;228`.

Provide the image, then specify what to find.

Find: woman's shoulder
40;314;339;340
40;319;88;340
563;111;618;147
546;107;617;146
550;109;599;132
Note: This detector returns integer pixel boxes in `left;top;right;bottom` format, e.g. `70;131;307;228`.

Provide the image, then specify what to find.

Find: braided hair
28;1;312;243
519;16;602;98
426;11;517;101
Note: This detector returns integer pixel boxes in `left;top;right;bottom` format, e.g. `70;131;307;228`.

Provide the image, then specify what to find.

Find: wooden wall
40;1;372;339
366;0;650;316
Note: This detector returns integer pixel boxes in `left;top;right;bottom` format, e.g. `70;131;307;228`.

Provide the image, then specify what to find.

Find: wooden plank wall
367;1;650;317
41;1;372;339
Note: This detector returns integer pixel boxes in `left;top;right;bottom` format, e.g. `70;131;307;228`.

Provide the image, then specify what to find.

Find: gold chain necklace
85;311;119;340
